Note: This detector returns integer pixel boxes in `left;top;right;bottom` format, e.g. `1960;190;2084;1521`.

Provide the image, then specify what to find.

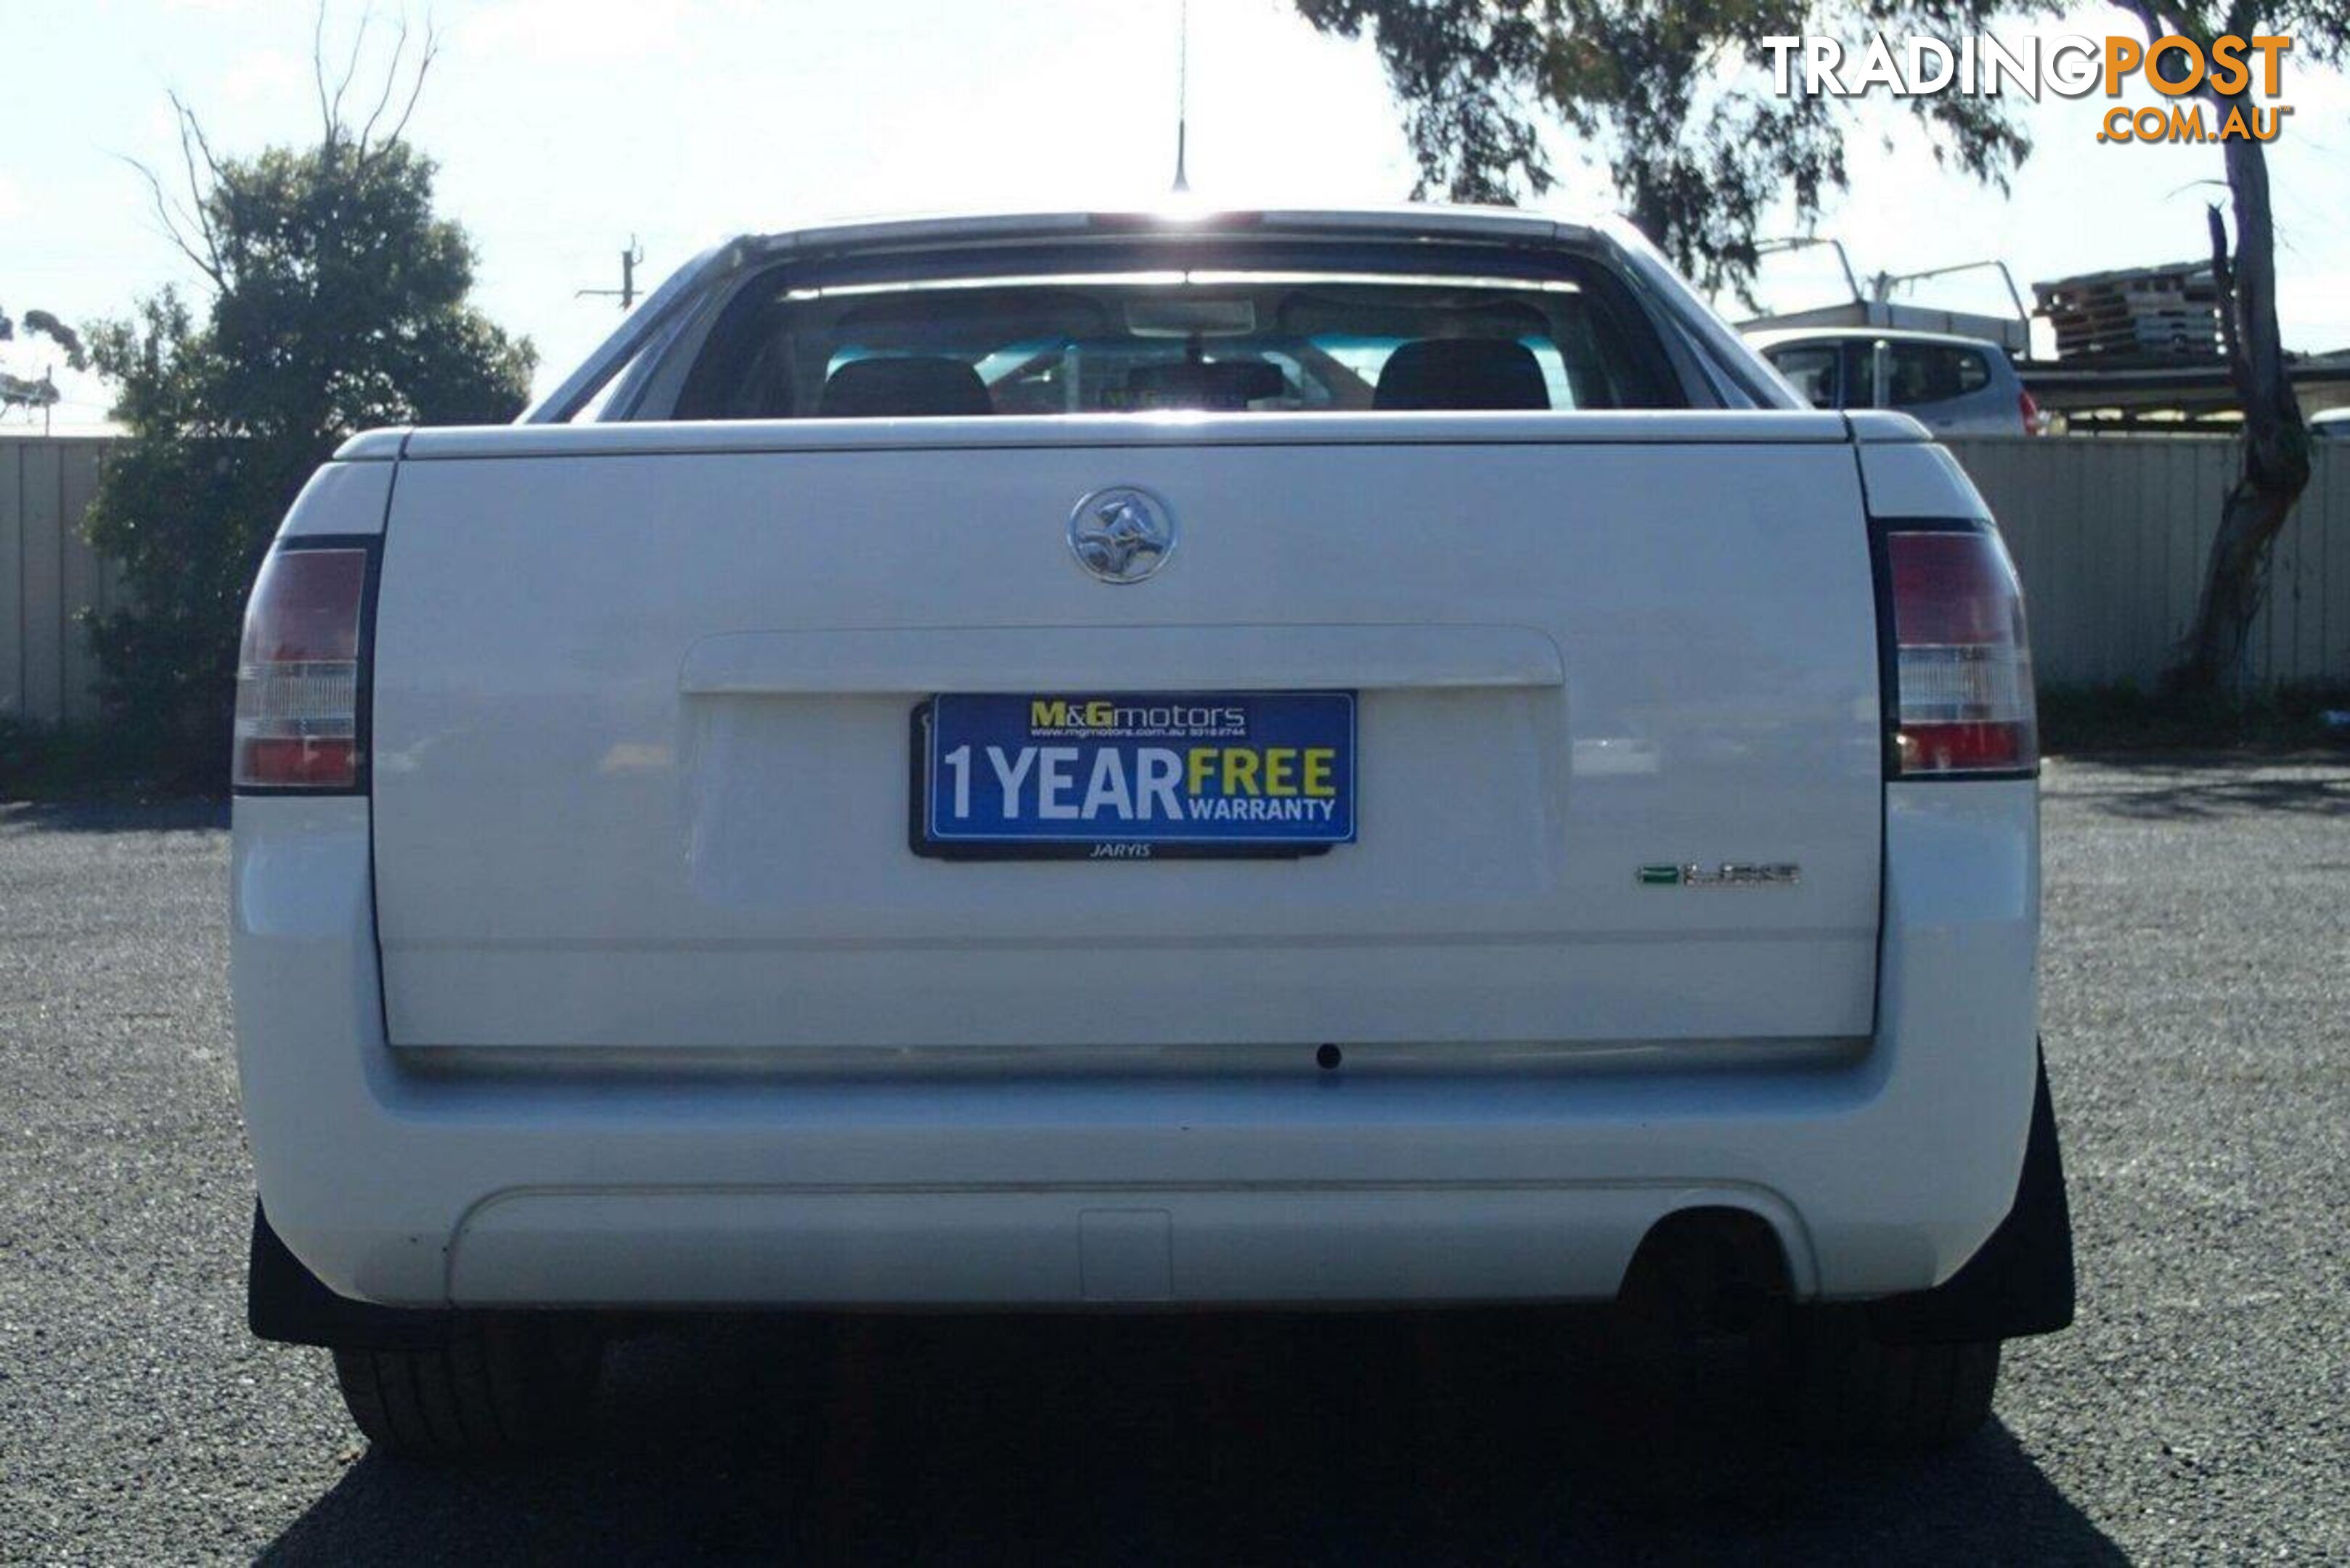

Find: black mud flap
1868;1044;2077;1344
247;1203;454;1350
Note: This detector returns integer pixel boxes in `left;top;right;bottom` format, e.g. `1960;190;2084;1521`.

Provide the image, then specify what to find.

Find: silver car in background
1747;326;2041;436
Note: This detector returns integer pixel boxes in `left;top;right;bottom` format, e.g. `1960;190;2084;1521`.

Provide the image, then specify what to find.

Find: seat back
818;356;992;417
1373;339;1549;411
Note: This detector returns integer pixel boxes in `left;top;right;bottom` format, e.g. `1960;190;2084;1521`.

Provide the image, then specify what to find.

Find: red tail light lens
2018;387;2043;435
1884;529;2036;777
233;547;369;791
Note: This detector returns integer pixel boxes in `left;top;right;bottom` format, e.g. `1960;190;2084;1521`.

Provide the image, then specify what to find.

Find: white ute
232;206;2073;1459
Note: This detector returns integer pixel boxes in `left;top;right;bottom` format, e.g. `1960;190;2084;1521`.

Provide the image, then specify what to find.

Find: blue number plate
916;692;1357;858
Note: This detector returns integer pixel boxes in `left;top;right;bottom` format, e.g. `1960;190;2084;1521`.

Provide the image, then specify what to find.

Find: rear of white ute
232;207;2071;1461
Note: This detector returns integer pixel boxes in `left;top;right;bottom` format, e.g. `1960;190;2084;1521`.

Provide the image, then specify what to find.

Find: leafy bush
82;131;531;790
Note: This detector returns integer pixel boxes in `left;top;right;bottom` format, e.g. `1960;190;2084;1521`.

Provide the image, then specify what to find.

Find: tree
2113;1;2339;693
0;308;85;430
1294;1;2049;295
1299;0;2342;691
81;12;532;781
0;309;89;371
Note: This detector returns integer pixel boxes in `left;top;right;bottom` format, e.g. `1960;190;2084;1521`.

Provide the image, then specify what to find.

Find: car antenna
1170;0;1191;194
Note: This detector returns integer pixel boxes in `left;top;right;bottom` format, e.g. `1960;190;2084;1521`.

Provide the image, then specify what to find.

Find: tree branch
169;91;224;190
2206;203;2240;372
2114;0;2239;114
367;16;438;161
312;0;335;144
164;94;229;282
117;153;226;290
327;6;375;142
355;12;414;158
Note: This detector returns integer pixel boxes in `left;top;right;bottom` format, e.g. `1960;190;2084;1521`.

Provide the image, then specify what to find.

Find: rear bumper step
250;1057;2071;1334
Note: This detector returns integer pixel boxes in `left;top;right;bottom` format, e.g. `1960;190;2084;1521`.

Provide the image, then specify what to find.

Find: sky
7;0;2348;430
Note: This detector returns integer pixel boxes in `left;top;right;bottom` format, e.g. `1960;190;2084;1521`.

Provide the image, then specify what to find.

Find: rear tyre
1790;1307;1999;1450
332;1317;603;1460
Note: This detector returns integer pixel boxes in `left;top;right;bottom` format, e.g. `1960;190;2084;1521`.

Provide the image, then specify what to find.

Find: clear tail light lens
1884;528;2037;777
233;546;369;791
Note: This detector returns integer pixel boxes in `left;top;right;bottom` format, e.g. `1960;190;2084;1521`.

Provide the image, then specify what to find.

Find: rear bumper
233;783;2039;1310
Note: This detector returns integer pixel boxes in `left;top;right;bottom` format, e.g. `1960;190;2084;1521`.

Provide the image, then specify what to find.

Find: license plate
914;692;1357;859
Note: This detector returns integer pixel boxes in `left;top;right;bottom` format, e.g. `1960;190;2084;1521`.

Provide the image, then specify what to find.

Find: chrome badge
1639;862;1802;888
1069;486;1175;584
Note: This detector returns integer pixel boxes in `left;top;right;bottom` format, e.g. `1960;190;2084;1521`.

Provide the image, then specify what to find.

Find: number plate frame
909;693;1358;861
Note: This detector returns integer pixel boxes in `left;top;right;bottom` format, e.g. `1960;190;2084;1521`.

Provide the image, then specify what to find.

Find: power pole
577;236;646;311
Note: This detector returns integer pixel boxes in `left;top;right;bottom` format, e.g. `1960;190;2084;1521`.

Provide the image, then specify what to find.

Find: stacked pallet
2033;263;2224;362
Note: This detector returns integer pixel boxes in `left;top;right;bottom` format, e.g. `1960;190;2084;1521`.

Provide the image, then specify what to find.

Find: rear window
1887;343;1992;407
1768;345;1842;409
672;264;1686;419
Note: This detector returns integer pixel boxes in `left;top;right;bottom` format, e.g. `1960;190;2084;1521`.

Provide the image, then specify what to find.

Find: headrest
1372;338;1550;412
817;356;991;417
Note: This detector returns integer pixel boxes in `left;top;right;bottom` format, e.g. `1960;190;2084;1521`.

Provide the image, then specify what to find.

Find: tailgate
370;422;1881;1053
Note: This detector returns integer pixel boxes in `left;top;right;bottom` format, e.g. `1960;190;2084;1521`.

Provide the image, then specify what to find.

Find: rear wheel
1789;1307;1999;1450
332;1317;604;1460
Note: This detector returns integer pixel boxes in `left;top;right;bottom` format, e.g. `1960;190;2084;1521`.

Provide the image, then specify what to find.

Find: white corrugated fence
1945;436;2349;689
1;438;118;725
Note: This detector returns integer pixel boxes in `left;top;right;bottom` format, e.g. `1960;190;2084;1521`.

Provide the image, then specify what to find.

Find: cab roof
738;205;1605;260
1742;325;2010;354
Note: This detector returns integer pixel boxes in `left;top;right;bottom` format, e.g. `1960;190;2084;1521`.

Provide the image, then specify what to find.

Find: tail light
233;544;371;791
2018;387;2044;435
1881;526;2036;777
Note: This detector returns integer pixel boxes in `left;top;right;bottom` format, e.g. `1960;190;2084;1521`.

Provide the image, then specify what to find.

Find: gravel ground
1;757;2343;1563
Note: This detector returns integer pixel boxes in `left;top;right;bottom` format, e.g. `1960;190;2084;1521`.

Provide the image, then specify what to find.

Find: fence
1946;436;2350;689
4;434;2347;722
1;438;118;725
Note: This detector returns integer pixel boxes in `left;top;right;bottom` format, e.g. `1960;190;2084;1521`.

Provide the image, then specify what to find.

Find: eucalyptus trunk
2169;103;2310;694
